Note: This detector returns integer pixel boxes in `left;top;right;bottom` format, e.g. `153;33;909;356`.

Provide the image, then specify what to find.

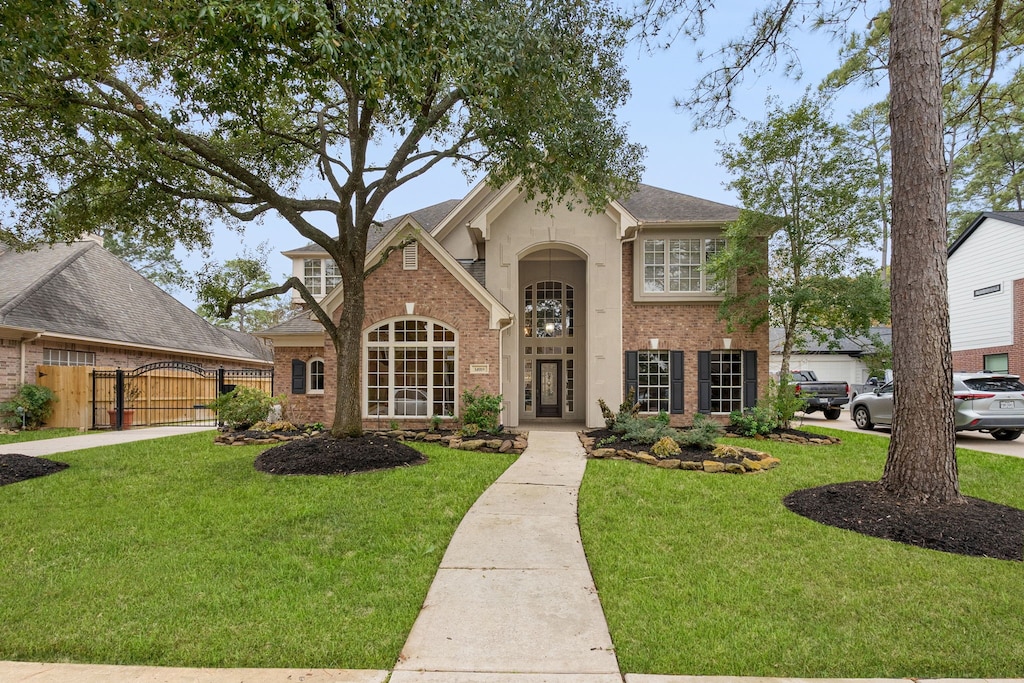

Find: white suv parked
849;372;1024;441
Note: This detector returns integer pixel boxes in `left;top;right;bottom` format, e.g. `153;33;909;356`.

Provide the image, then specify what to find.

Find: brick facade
952;277;1024;375
276;245;500;428
620;241;769;425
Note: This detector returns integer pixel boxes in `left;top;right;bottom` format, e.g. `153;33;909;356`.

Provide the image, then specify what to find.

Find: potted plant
108;378;141;429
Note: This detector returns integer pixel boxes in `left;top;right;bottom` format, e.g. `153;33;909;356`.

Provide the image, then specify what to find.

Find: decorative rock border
578;433;780;474
215;428;528;454
739;432;842;445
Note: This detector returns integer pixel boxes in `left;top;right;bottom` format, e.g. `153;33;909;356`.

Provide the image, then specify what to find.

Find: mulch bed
254;433;427;476
0;454;69;486
785;480;1024;561
583;428;734;463
723;425;826;440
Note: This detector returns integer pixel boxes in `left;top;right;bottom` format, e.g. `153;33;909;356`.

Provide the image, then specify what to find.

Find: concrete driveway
794;410;1024;459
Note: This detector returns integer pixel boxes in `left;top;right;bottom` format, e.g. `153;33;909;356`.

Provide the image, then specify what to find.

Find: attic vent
403;242;418;270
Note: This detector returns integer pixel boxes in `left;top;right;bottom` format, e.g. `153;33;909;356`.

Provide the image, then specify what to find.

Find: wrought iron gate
92;362;274;430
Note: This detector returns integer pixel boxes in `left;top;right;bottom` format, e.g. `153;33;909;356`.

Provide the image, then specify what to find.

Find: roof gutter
20;331;43;385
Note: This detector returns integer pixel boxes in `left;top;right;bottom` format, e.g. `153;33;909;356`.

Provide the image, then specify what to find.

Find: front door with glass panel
537;360;562;418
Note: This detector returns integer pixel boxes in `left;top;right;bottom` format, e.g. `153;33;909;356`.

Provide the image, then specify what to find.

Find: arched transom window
366;319;457;418
523;281;574;338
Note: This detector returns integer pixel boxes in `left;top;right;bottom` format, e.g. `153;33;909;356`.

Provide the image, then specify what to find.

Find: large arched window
365;319;457;418
523;281;574;338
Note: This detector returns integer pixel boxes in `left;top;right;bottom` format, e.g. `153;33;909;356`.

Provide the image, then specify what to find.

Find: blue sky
172;7;887;310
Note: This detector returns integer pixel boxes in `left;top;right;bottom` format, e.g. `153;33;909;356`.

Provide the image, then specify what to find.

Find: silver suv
849;372;1024;441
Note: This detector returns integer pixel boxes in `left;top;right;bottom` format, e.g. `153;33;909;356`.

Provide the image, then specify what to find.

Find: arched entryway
519;248;586;422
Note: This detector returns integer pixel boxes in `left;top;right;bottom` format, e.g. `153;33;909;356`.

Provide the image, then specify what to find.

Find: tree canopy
0;0;644;436
709;94;888;382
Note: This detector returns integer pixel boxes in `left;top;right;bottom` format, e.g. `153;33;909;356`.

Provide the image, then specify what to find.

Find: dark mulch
0;454;69;486
584;428;733;463
723;425;826;440
785;480;1024;561
254;433;427;476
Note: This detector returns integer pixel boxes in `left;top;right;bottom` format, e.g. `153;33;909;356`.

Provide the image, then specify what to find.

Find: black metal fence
93;362;274;430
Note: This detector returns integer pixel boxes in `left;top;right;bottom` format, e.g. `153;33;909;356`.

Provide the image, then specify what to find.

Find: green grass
0;432;514;669
0;428;95;445
579;427;1024;678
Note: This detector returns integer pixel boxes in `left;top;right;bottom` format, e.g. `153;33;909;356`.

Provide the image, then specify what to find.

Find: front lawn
0;432;514;669
0;428;93;445
579;427;1024;678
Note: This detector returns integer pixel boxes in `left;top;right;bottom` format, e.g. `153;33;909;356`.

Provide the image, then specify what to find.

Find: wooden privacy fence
37;362;273;430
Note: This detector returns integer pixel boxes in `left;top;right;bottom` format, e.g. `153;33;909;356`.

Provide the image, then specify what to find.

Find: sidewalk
0;426;214;457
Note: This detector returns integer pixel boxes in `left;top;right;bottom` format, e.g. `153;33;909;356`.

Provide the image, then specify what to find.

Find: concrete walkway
0;425;215;457
391;429;620;682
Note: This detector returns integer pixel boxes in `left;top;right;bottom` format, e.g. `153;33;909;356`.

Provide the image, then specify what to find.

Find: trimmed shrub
0;384;57;429
679;412;723;450
652;436;682;458
461;388;503;434
209;386;282;429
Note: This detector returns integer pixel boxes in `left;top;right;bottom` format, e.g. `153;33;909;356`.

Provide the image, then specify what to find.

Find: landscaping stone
460;439;486;451
702;460;726;473
214;426;527;454
634;452;658;465
591;448;616;459
657;458;681;469
725;463;746;474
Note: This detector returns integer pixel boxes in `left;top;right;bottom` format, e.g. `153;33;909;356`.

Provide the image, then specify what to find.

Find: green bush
679;412;723;450
209;386;281;429
461;388;503;434
729;405;777;437
615;411;683;445
0;384;57;429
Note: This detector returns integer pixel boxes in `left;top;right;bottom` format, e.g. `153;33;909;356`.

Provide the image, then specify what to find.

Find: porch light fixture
545;322;556;335
649;338;659;350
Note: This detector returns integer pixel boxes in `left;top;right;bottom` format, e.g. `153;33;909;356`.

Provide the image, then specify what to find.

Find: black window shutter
743;350;758;408
291;359;306;394
670;350;684;414
624;351;638;403
697;351;711;414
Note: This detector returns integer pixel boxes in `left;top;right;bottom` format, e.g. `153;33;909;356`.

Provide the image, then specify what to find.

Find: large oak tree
0;0;643;437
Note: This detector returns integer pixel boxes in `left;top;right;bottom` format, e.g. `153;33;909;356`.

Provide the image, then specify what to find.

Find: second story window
303;259;342;297
642;237;726;294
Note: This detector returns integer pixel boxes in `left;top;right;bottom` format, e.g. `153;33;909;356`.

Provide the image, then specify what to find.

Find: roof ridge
0;242;93;320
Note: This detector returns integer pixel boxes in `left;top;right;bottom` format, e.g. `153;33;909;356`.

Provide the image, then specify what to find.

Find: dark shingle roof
257;312;324;336
619;183;739;223
769;327;892;355
284;199;462;255
0;241;267;361
457;259;486;287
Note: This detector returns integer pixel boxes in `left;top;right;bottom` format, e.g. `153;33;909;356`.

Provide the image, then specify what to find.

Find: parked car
849;372;1024;440
789;370;850;420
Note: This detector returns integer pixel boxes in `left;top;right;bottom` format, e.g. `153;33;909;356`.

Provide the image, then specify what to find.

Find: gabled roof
948;211;1024;257
258;311;324;337
619;183;740;224
0;241;270;363
282;199;461;255
769;327;892;356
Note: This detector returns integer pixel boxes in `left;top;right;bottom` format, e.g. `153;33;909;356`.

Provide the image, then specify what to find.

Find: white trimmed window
710;351;743;413
303;258;342;297
637;351;670;413
308;358;325;394
365;319;457;419
43;348;96;366
636;234;727;300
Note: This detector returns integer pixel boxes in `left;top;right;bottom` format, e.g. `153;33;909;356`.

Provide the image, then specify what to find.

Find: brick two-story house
259;179;768;429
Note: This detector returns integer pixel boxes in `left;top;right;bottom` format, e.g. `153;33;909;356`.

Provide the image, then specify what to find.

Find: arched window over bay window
365;319;457;419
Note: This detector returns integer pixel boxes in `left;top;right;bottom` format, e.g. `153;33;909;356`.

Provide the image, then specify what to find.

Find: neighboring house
768;327;891;389
0;237;273;408
259;178;769;429
948;211;1024;375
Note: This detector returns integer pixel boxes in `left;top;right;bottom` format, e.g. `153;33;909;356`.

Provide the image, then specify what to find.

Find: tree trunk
331;254;367;438
882;0;962;504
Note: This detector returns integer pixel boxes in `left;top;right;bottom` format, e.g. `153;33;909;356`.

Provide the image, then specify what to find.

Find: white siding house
948;211;1024;374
